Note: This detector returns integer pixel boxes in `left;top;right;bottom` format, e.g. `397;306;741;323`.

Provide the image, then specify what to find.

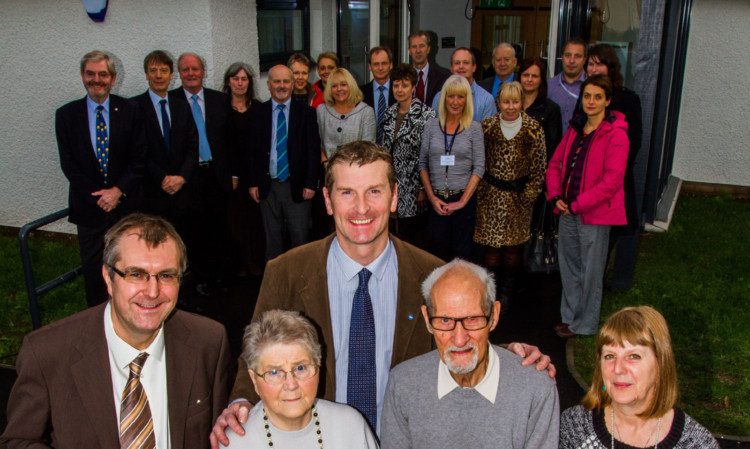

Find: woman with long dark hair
223;62;264;275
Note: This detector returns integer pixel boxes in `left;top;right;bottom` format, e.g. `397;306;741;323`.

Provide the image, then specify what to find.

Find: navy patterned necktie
347;268;376;430
376;85;386;145
159;99;171;153
94;105;109;181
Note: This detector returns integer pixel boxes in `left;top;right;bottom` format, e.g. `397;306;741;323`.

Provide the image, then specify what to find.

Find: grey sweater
381;345;559;449
317;102;376;157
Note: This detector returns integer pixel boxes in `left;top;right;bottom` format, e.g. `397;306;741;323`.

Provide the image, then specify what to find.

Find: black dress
228;103;265;274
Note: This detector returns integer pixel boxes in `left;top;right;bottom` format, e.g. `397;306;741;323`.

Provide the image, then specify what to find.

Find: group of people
1;31;722;449
4;140;719;448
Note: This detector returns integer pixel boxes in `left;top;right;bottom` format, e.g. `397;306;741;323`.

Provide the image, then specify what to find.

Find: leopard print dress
474;112;547;247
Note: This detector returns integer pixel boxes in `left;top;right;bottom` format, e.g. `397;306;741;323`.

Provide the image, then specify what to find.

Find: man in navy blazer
56;50;146;307
168;53;234;296
248;65;320;261
132;51;198;239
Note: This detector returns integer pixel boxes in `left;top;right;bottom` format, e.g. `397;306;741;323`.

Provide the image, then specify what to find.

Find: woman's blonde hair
582;306;678;419
323;68;363;106
438;74;473;131
498;81;523;105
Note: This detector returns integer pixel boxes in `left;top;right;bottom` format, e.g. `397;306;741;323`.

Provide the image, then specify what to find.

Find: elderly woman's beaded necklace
610;406;661;449
263;405;323;448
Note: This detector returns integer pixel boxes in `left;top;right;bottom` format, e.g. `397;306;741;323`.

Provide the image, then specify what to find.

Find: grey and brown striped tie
119;352;156;449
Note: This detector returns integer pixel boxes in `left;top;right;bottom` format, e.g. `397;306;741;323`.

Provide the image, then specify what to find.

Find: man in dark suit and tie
169;53;234;297
408;30;450;107
132;51;198;240
1;213;231;449
360;46;395;145
56;50;147;307
248;65;320;262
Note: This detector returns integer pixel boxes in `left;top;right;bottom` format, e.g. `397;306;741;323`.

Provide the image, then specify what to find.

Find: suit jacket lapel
288;101;301;150
76;97;104;177
70;304;120;448
165;313;194;449
390;235;429;367
298;236;336;395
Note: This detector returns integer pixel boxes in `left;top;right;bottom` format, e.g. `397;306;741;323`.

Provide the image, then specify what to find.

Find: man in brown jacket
1;214;230;449
210;141;554;446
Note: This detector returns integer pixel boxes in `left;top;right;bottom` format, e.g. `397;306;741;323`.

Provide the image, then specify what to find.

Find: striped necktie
275;104;289;182
119;352;155;449
347;268;376;430
376;85;386;145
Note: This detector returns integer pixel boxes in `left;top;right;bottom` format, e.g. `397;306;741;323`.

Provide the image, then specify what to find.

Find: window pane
258;10;304;55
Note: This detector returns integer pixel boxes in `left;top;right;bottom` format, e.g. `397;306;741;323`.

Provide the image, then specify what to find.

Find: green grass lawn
574;194;750;436
0;228;86;365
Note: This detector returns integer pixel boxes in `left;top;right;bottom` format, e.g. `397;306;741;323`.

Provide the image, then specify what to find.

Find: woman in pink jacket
546;74;629;338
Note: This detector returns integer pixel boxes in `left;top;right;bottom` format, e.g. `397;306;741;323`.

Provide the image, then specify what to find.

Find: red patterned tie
119;353;156;449
416;70;425;103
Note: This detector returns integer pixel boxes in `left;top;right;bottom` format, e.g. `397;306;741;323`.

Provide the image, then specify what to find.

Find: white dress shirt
437;343;500;404
104;302;171;448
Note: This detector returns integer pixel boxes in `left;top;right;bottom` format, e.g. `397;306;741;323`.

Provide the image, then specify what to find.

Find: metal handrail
18;209;82;330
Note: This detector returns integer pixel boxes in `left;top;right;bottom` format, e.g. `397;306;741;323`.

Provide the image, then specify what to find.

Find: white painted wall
672;0;750;186
0;0;259;231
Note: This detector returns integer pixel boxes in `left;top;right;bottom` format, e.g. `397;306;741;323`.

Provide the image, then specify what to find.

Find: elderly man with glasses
381;259;559;449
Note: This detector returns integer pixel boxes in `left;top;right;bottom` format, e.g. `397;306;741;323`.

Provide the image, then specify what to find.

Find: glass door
338;0;370;85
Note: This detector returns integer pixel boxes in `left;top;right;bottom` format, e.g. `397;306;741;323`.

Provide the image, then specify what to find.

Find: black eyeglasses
107;264;182;285
428;315;491;331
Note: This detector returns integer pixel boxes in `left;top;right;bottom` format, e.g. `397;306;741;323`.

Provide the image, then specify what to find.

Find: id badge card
440;155;456;166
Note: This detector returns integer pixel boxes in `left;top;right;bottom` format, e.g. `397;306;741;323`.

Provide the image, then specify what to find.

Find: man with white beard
381;259;559;449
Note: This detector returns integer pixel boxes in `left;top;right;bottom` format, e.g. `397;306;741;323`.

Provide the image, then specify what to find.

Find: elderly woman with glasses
225;309;379;448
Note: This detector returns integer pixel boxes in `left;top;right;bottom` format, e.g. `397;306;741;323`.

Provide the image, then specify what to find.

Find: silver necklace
263;405;323;448
610;406;661;449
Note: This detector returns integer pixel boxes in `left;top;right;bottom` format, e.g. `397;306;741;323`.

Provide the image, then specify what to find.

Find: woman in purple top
546;74;629;338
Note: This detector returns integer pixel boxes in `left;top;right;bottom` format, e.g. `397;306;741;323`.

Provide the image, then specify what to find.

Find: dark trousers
427;193;477;261
187;163;230;282
77;222;113;307
259;180;312;261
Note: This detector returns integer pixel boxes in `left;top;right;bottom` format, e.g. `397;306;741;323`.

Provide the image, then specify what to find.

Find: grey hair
242;310;322;372
421;259;496;315
494;42;516;59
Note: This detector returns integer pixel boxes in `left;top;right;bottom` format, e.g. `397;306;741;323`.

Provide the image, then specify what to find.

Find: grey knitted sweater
560;405;720;449
381;345;559;449
317;102;376;157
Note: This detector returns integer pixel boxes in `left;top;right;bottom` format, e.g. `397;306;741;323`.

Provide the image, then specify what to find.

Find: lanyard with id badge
440;122;460;198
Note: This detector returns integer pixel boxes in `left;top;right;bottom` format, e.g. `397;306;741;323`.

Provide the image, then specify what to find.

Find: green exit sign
480;0;511;7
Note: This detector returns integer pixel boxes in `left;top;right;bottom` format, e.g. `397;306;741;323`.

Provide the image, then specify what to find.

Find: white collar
103;301;166;369
437;344;499;403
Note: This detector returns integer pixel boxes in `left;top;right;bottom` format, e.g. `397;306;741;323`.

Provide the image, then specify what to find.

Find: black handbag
523;195;559;274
